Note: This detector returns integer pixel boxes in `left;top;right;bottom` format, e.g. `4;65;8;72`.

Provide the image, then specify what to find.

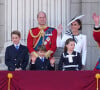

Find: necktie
41;58;44;62
15;45;19;50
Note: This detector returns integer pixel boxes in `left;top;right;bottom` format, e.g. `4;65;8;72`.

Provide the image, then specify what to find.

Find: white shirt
57;33;87;65
14;43;20;48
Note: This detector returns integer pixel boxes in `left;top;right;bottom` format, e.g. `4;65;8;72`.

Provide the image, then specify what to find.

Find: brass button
14;59;16;60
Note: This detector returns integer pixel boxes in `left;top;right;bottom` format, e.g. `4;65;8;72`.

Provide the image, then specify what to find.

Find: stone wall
82;0;100;70
1;0;100;70
54;0;100;70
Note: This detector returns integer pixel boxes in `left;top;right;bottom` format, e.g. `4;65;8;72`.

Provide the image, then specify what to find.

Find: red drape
0;71;99;90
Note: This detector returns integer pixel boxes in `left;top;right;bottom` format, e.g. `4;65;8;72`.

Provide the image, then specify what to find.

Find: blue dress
58;51;82;71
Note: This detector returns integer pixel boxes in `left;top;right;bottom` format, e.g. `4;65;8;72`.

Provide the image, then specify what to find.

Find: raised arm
92;13;100;47
57;24;63;47
92;13;99;26
57;24;63;36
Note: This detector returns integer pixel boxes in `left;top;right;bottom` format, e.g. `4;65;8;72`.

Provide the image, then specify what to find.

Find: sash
34;27;54;50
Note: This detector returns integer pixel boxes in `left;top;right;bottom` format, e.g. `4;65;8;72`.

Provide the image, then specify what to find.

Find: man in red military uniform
92;13;100;71
27;11;57;69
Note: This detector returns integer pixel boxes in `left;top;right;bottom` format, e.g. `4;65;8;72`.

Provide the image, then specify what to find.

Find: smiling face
38;50;46;58
71;21;80;32
37;12;47;26
66;41;75;52
11;34;21;45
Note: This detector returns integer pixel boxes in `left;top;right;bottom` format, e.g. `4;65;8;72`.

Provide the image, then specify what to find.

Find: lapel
12;44;21;50
12;44;23;56
43;58;49;65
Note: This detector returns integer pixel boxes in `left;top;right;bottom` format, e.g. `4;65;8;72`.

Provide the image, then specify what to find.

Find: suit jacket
30;57;54;70
5;44;29;71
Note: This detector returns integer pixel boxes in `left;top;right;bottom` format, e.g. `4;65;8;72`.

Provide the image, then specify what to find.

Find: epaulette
29;28;40;38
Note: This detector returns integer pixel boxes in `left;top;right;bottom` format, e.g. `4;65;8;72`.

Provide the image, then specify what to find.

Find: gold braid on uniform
30;29;40;38
30;25;47;57
45;50;53;59
30;25;47;38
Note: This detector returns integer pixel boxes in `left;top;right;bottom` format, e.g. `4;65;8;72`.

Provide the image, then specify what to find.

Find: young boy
30;45;55;70
5;30;29;71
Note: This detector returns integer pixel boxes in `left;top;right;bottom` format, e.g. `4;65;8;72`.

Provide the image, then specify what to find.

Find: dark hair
64;38;75;52
11;30;21;37
37;45;47;52
75;19;82;30
71;18;82;30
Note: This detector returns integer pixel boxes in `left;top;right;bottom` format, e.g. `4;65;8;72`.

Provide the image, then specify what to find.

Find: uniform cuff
94;26;100;30
31;51;38;57
45;50;53;59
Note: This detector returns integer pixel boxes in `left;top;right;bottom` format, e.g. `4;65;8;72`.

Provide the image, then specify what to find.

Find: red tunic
27;27;57;57
93;29;100;71
94;61;99;71
93;30;100;47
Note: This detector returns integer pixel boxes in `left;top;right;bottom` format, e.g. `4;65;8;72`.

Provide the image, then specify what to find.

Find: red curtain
0;71;99;90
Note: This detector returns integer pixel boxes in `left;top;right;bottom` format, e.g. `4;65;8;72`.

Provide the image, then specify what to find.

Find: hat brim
67;15;85;26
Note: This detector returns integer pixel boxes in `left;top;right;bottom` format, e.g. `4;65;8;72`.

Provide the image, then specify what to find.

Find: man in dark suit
30;45;55;70
5;30;29;71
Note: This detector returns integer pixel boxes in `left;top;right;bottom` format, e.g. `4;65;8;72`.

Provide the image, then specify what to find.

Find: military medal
46;37;50;41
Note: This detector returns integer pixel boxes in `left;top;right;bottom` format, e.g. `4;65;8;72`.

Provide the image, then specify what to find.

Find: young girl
57;18;87;69
58;38;82;71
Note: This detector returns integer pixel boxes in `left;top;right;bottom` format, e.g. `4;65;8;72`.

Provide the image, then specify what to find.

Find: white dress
57;31;87;65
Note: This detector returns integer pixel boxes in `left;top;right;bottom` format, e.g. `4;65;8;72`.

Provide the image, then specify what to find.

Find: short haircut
37;45;47;52
11;30;21;37
37;11;46;18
